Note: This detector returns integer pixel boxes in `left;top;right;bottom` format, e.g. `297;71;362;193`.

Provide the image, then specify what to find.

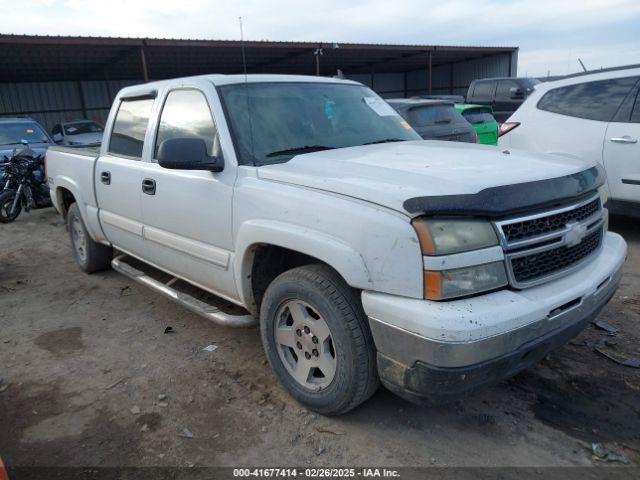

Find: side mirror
509;87;524;99
52;133;64;143
157;137;224;172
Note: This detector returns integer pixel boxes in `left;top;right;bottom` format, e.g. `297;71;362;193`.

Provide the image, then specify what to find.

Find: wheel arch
233;220;373;315
53;176;105;243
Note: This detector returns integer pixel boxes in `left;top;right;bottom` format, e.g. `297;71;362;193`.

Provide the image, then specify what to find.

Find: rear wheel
67;203;113;273
260;264;379;415
0;190;21;223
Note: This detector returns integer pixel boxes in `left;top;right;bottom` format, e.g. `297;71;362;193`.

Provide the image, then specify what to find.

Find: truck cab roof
117;74;361;100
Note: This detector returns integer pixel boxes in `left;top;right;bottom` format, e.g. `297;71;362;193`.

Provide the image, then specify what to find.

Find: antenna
239;16;248;78
239;16;255;163
578;58;587;73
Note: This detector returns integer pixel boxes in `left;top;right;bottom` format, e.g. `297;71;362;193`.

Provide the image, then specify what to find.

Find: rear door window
409;105;464;126
462;110;495;125
108;98;154;159
537;77;639;122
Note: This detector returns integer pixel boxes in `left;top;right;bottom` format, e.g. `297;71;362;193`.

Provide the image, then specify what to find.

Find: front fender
233;219;373;305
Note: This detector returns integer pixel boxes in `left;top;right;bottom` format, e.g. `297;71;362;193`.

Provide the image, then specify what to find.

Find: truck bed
47;145;100;158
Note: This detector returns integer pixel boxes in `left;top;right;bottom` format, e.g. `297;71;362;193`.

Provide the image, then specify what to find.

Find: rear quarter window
537;76;639;122
471;81;494;99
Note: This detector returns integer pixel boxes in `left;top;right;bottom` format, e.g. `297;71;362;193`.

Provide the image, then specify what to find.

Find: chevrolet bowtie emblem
564;221;588;247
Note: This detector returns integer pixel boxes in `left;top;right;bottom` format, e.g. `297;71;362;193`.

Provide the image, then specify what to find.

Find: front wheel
260;264;379;415
0;190;22;223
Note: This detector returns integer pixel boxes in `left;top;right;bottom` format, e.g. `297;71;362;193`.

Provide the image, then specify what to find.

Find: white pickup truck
46;74;627;415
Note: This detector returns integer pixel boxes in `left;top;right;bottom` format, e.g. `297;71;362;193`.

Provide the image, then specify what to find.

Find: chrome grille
501;197;600;243
510;228;602;283
495;193;604;288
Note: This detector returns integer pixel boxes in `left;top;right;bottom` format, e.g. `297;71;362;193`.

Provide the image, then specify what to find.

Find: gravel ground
1;207;639;470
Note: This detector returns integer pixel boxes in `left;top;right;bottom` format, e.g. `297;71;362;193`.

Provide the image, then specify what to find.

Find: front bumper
363;231;626;404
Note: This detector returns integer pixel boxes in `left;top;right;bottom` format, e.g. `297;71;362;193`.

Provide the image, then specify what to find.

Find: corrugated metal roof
0;34;517;82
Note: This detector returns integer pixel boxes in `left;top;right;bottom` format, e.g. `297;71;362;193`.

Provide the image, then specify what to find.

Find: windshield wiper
362;138;405;145
266;145;336;158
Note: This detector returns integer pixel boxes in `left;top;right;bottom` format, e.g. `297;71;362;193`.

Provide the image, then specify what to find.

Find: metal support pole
449;62;454;94
428;51;432;95
77;80;87;119
403;71;407;98
140;44;149;83
314;45;323;76
103;68;112;102
370;65;375;90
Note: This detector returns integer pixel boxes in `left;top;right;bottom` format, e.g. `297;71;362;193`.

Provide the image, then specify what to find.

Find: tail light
498;122;520;137
43;155;50;185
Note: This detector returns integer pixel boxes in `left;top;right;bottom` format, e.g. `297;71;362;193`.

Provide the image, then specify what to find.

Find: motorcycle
0;146;51;223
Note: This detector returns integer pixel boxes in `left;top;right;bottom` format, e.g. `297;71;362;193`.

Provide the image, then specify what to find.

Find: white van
499;66;640;218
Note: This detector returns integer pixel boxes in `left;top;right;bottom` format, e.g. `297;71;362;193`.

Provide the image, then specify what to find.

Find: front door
139;87;238;301
604;85;640;205
96;96;155;257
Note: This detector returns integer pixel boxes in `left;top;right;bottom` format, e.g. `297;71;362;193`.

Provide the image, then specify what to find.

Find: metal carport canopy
0;34;517;83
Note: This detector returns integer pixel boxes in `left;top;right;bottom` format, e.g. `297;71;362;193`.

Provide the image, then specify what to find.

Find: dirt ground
1;207;639;469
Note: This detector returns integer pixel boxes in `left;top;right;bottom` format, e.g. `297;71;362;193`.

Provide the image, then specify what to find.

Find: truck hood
257;141;597;215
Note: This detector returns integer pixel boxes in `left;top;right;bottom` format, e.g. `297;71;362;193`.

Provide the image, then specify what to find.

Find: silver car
52;120;104;146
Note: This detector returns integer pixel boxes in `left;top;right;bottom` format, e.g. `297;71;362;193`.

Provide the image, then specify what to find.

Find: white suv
499;66;640;218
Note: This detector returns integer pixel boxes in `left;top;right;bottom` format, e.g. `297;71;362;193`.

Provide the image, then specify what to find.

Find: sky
0;0;639;77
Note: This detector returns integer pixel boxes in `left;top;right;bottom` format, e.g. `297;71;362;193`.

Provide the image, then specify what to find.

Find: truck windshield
0;122;50;146
219;82;420;165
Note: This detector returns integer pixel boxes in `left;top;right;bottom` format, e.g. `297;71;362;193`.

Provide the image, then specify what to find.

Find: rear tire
0;190;21;223
260;264;379;415
67;203;112;273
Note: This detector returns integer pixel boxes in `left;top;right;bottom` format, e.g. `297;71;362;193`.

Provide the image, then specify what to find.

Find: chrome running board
112;254;256;328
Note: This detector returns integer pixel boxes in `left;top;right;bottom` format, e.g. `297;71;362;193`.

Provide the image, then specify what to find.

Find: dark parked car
411;94;466;103
466;77;541;123
387;98;477;143
0;117;51;175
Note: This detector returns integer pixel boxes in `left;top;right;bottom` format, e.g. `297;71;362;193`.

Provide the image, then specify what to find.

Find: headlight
413;218;507;300
597;185;609;206
412;218;499;255
424;262;508;300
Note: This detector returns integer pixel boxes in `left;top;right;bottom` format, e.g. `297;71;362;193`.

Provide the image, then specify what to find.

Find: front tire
67;203;113;273
260;264;379;415
0;190;22;223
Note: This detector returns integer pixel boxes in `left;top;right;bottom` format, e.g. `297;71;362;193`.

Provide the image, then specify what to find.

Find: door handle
100;171;111;185
142;178;156;195
610;136;638;144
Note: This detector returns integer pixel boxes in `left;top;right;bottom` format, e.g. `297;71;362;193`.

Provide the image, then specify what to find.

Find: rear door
493;79;521;122
95;94;155;257
603;78;640;206
139;85;238;300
